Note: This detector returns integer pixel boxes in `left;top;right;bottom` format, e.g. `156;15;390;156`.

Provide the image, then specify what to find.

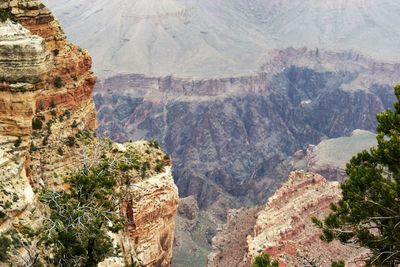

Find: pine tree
38;157;123;266
252;253;279;267
315;84;400;266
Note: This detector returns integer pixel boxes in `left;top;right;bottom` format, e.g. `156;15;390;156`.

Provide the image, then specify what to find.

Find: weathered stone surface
243;172;368;266
207;207;260;267
94;59;397;214
119;164;179;267
0;1;179;266
0;20;48;84
178;196;199;222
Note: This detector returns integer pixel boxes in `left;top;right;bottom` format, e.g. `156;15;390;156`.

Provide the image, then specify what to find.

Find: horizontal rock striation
119;164;179;267
0;1;179;266
244;172;368;266
94;52;398;215
0;20;48;84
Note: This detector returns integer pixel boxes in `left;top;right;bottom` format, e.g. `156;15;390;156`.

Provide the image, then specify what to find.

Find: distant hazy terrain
44;0;400;77
311;129;376;170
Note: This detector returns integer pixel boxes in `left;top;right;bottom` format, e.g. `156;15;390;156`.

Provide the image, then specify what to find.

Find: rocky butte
208;172;369;267
0;0;178;266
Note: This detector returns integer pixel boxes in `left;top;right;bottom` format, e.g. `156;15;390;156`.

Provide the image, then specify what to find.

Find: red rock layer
245;172;369;267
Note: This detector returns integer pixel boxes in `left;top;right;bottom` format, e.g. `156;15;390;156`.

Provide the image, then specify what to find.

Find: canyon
208;172;370;267
44;0;400;77
0;1;178;266
14;0;400;266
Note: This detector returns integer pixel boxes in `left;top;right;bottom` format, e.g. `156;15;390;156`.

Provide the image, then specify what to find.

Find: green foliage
149;140;160;149
54;76;63;88
252;253;279;267
63;110;71;119
38;158;123;266
0;234;11;261
0;8;12;23
30;142;38;153
315;85;400;266
57;147;64;156
42;135;49;146
32;117;43;130
71;120;78;128
14;136;22;148
331;260;345;267
154;159;165;173
0;230;22;262
66;136;76;147
0;210;6;220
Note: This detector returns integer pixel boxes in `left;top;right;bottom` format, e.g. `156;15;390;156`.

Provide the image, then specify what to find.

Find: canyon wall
0;1;178;266
208;172;369;267
94;52;398;216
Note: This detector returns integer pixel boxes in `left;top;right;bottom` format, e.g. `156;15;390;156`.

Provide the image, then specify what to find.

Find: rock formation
94;55;398;212
209;172;369;267
0;1;178;266
207;207;260;267
45;0;400;77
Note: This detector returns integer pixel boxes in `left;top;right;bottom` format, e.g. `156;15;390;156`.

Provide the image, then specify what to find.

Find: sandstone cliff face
0;1;178;266
208;172;369;267
243;172;368;266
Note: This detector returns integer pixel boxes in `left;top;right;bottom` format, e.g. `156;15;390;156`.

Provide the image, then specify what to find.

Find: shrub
315;85;400;266
49;101;56;109
0;210;6;220
0;9;11;23
30;143;37;153
63;110;71;119
331;261;345;267
71;120;78;128
32;118;43;130
14;137;22;148
66;136;76;147
38;158;122;266
54;76;63;88
0;234;11;261
252;253;279;267
57;147;64;156
42;135;49;146
149;140;160;149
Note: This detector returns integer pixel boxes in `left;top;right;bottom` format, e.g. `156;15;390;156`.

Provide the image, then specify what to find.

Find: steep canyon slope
0;1;178;266
94;51;399;213
44;0;400;77
41;1;400;265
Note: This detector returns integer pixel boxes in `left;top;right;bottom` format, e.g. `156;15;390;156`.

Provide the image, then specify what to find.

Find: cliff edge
0;1;178;266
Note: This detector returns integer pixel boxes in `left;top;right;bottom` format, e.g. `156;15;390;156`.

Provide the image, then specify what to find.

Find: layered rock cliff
208;172;369;267
0;1;178;266
94;54;398;214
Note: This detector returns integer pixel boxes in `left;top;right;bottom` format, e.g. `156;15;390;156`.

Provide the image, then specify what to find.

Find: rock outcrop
207;207;260;267
94;57;397;213
243;172;368;266
0;1;179;266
